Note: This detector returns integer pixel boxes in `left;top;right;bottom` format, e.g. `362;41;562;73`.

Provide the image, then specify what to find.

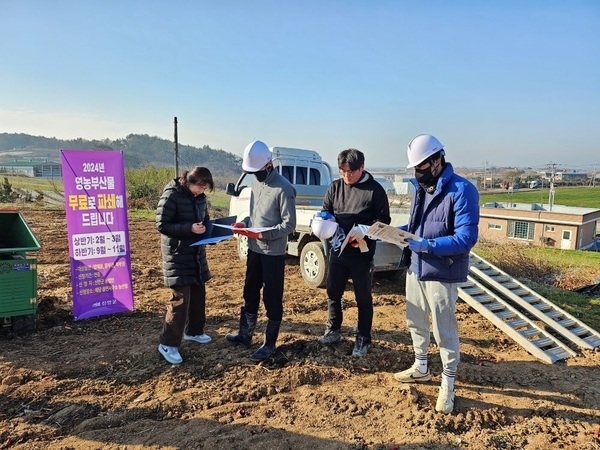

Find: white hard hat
310;211;338;240
406;134;444;168
242;140;272;172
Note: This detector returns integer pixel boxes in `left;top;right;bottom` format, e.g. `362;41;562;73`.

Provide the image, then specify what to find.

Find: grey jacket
242;169;297;256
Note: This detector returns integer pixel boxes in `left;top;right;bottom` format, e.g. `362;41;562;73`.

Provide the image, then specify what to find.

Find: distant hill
0;132;242;179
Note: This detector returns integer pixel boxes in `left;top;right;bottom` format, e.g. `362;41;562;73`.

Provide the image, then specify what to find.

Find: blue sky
1;1;599;170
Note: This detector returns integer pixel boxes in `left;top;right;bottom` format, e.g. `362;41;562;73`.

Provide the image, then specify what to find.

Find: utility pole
483;161;488;190
174;117;179;178
548;162;556;211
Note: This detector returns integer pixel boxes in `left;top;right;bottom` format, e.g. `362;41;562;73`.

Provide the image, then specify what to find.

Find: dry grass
474;240;598;291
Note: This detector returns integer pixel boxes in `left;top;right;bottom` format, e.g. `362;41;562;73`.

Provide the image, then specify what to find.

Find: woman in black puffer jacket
156;166;214;364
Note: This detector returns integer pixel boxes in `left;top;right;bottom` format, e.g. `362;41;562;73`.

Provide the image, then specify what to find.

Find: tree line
0;132;242;180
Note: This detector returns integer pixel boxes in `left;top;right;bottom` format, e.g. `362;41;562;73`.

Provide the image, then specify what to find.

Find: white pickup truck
226;147;406;288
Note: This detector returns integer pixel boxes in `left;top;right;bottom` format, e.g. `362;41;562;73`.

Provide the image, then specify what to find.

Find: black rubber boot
249;320;281;362
226;307;257;346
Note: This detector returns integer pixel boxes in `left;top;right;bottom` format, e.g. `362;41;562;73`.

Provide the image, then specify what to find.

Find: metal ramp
468;252;600;351
459;277;577;364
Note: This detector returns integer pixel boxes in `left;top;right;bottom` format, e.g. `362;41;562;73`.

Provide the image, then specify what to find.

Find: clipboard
190;215;237;246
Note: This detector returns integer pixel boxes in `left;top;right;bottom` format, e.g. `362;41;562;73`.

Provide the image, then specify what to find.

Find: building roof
0;160;60;167
481;202;599;215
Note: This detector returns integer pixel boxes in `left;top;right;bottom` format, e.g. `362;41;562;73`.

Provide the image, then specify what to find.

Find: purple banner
60;150;134;320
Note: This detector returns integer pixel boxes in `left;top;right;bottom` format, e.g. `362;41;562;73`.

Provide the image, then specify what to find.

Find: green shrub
0;177;16;202
125;166;174;209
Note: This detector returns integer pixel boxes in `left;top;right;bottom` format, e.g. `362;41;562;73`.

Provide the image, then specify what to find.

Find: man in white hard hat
394;134;479;414
317;148;391;357
226;140;297;362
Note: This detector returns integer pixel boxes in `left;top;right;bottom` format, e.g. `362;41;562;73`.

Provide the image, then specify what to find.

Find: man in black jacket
318;149;391;357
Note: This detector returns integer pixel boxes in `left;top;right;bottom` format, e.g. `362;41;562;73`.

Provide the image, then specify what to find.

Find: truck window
280;166;293;183
297;167;307;185
238;173;255;190
278;165;322;186
309;168;321;185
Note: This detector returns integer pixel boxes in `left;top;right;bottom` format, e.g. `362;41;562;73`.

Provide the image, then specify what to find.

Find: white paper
364;222;418;247
213;224;277;233
338;222;418;253
338;225;370;254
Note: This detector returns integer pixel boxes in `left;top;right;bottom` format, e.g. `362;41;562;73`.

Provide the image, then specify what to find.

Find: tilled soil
1;208;599;450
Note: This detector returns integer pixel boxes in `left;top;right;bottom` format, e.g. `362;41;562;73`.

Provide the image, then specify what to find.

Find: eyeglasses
339;168;357;176
415;161;431;170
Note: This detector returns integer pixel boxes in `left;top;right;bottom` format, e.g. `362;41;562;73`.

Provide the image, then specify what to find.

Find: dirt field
1;208;600;450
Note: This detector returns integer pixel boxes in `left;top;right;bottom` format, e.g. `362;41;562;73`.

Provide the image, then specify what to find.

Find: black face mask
414;166;436;189
254;166;272;182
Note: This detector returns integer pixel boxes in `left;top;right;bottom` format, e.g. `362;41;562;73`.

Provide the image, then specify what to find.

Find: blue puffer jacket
400;163;479;283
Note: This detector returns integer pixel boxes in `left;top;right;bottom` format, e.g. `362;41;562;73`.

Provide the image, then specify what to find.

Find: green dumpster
0;211;42;334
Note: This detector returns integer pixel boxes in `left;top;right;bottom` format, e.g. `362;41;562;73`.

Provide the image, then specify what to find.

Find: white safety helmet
242;140;272;172
310;211;338;240
406;134;445;168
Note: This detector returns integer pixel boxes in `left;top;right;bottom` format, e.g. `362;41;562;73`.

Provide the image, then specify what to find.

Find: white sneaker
183;333;212;344
393;363;431;383
435;385;455;414
158;344;183;364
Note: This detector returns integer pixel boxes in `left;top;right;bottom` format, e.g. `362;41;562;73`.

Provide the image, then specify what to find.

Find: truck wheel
237;235;249;261
300;241;327;289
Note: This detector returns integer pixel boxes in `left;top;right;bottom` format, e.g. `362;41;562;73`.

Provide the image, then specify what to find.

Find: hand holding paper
362;222;419;248
230;221;259;238
190;216;237;246
349;226;369;252
338;225;369;253
191;222;206;235
406;237;430;253
347;226;364;241
233;228;261;239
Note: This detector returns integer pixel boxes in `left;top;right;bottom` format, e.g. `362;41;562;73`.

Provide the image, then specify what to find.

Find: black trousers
159;283;206;347
243;250;285;321
325;251;374;342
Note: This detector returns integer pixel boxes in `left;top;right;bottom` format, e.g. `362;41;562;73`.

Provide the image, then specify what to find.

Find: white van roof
271;147;322;162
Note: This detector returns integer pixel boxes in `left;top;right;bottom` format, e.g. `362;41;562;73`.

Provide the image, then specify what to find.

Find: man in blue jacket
394;134;479;414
